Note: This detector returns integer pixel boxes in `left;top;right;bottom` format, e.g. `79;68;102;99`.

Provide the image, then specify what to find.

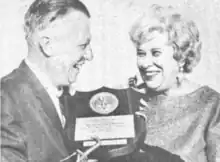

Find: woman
129;4;220;162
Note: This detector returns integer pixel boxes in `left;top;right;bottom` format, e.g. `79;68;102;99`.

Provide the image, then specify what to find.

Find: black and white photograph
0;0;220;162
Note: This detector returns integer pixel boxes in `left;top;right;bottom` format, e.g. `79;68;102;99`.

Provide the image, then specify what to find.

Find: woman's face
137;31;180;92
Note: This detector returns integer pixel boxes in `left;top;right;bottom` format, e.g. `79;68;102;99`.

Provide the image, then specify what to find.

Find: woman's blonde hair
130;4;202;73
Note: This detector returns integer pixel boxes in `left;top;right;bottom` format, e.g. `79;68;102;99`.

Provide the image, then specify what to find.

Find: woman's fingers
135;110;147;121
140;98;149;108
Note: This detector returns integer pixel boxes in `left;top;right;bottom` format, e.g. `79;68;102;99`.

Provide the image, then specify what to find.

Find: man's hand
76;137;101;162
60;137;101;162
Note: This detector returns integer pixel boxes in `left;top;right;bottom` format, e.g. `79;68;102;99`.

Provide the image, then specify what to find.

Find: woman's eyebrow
137;49;145;52
151;48;161;51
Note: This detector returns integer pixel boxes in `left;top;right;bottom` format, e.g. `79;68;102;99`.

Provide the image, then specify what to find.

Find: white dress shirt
25;59;66;128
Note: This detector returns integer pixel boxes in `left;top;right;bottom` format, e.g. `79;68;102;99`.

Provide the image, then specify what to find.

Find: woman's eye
137;51;146;57
152;50;161;57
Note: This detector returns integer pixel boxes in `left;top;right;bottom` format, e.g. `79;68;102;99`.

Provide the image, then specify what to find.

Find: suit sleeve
1;90;28;162
206;96;220;162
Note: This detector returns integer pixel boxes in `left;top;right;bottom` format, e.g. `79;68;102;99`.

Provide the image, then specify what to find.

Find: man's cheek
48;58;64;72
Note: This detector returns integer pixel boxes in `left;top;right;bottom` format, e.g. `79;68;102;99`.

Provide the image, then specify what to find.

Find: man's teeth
73;61;85;70
74;64;82;70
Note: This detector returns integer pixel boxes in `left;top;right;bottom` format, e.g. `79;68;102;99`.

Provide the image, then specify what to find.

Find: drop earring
176;66;184;86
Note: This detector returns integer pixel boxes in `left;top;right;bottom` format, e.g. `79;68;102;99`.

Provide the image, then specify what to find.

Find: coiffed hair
130;4;202;73
24;0;90;39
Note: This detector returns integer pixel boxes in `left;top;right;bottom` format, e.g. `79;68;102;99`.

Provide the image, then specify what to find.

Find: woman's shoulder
192;86;220;120
195;85;220;102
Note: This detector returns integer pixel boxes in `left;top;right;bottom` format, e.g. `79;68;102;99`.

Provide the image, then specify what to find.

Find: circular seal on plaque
89;92;119;114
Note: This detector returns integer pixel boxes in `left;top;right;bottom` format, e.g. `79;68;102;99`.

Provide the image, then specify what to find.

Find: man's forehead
43;10;90;36
59;10;89;25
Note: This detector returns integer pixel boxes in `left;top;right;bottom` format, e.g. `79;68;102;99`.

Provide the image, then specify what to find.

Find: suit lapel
18;61;70;157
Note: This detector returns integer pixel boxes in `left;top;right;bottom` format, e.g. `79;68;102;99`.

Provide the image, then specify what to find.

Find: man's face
41;10;93;86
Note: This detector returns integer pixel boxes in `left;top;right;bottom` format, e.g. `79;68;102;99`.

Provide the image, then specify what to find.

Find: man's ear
39;36;53;57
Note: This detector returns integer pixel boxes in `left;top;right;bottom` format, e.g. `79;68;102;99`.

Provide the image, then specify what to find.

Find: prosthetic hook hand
60;137;101;162
76;137;101;162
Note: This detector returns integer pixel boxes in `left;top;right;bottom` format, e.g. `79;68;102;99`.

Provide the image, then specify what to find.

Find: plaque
62;87;146;162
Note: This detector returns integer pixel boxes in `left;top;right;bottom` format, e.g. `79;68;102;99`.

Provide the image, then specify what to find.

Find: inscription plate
75;115;135;141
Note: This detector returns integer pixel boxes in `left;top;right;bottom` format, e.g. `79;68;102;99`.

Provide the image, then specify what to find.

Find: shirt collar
25;59;63;98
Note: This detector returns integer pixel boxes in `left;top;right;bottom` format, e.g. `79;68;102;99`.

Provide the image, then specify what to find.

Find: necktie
59;86;70;119
59;97;66;128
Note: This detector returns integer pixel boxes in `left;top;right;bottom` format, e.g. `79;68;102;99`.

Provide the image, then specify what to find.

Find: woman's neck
148;78;202;98
168;78;201;97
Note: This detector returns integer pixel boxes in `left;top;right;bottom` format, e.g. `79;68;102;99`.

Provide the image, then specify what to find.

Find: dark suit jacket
1;61;76;162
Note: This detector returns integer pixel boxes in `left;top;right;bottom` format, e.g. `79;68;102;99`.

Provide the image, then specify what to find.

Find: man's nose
84;46;93;61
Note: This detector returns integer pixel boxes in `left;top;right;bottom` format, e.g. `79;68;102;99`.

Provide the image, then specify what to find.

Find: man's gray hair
24;0;90;39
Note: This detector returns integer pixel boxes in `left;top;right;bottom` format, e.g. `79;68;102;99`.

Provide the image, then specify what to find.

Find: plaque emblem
89;92;119;114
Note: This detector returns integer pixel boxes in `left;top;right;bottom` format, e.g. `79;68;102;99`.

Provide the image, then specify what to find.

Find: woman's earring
176;66;184;86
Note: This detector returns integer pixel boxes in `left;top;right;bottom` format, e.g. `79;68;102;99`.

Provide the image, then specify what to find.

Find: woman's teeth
145;71;159;76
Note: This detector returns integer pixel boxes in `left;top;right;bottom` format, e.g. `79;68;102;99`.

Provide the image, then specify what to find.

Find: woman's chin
144;80;162;91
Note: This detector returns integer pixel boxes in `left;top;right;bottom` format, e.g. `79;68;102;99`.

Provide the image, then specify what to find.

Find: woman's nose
138;55;154;68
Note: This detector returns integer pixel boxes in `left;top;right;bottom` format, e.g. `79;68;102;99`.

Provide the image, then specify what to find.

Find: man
1;0;93;161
